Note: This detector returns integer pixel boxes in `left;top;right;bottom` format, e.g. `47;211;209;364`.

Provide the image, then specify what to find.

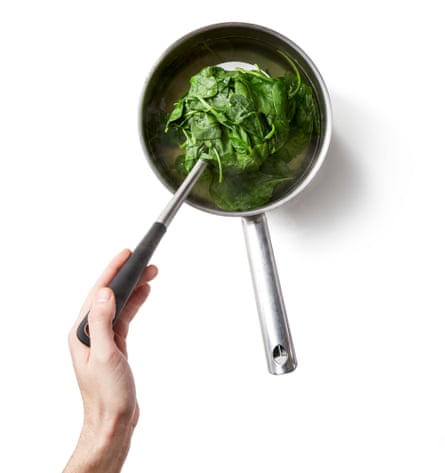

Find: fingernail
96;288;111;302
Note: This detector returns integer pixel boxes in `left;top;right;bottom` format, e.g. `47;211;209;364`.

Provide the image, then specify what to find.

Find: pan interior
140;24;330;217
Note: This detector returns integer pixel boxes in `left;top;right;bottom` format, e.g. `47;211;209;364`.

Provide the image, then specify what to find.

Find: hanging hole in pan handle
272;344;289;366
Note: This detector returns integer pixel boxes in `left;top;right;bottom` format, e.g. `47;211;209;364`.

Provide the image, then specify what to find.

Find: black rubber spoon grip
76;222;167;346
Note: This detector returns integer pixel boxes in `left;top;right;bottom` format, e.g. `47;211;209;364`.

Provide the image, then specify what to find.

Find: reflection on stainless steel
242;214;297;374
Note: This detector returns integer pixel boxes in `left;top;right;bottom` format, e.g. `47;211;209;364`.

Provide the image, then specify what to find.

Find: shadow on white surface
271;92;372;234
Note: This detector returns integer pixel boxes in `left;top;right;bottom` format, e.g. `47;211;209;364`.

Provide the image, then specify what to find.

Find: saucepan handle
242;213;297;375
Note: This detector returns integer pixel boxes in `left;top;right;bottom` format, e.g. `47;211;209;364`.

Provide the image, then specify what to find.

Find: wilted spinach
165;61;318;211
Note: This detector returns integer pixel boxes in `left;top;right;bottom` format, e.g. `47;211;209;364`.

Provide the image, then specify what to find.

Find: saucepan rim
139;21;332;218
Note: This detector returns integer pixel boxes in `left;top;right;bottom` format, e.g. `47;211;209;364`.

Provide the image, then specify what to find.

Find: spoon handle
76;159;207;346
76;222;166;346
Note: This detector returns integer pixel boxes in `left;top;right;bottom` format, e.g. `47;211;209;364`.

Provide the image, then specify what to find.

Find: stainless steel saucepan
140;23;332;374
78;22;332;375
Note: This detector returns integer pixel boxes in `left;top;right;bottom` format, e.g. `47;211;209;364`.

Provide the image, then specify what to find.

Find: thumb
87;287;116;354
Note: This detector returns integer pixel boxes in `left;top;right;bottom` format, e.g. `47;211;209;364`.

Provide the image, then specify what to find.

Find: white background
1;1;444;471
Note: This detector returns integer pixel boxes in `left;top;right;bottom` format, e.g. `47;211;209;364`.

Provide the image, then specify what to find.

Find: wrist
84;416;134;466
64;416;135;473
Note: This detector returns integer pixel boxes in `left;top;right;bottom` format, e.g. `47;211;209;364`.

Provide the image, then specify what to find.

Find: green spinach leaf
165;61;318;211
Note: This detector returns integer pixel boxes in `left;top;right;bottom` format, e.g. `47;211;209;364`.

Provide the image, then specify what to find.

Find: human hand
64;249;158;473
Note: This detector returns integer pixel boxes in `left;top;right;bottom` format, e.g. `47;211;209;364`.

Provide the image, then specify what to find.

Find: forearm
63;418;134;473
